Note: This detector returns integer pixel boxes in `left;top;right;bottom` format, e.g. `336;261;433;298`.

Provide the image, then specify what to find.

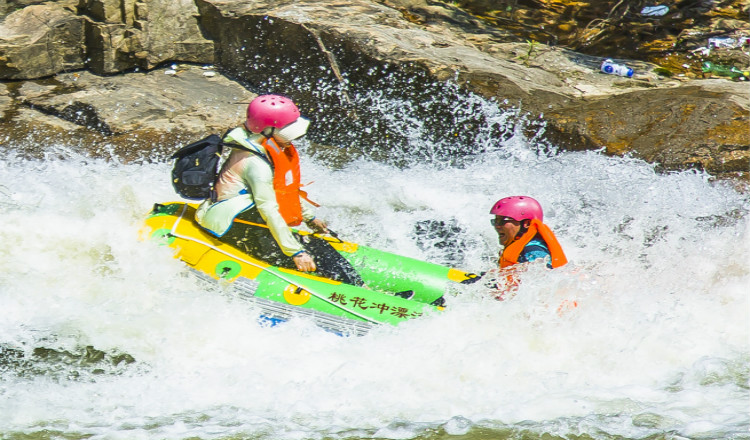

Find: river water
0;85;748;440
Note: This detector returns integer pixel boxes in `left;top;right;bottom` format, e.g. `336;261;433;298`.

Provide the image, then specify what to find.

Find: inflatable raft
142;202;479;335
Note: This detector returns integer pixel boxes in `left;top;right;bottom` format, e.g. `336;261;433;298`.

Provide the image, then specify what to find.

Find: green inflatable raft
142;202;479;335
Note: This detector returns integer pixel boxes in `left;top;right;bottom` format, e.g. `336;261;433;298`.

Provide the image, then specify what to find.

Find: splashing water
0;88;748;440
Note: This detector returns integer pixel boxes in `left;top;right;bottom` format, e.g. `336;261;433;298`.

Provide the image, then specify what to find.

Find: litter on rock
708;37;736;48
600;59;633;77
691;46;711;56
641;5;669;16
702;61;750;80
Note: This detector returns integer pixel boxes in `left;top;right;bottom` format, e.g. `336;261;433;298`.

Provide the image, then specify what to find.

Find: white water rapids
0;90;748;440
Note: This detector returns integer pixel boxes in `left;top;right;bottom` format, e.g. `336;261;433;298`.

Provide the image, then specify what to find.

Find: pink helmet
246;94;301;134
490;196;543;222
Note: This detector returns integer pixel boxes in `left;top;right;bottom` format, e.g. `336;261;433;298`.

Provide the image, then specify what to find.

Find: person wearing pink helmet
490;195;567;270
195;94;362;285
487;196;567;299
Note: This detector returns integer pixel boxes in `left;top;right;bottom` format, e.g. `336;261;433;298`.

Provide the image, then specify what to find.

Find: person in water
487;195;567;298
195;94;363;285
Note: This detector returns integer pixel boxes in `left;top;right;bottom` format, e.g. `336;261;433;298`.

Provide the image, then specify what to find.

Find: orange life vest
499;219;567;269
262;138;305;226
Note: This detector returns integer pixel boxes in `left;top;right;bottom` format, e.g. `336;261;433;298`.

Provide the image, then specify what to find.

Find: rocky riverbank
0;0;747;180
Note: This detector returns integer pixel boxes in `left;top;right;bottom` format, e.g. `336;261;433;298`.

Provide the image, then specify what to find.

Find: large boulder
0;65;253;160
195;0;749;178
0;0;747;179
78;0;215;74
544;79;750;175
0;1;85;79
0;0;214;78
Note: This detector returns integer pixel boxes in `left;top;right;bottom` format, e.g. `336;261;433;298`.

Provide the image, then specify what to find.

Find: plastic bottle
701;61;749;80
600;59;634;77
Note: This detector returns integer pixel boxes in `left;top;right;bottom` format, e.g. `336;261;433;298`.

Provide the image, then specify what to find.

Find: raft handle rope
169;204;381;324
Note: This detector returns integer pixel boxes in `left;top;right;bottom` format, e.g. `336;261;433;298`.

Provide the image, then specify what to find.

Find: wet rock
451;0;750;76
543;79;749;176
197;0;750;179
0;1;86;79
78;0;215;74
0;0;747;180
0;65;253;160
0;0;214;78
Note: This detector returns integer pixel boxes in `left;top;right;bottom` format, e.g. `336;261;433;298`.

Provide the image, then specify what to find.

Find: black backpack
170;134;226;201
170;133;270;202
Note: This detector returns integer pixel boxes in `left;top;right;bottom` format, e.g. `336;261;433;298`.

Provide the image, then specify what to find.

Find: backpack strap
219;130;274;170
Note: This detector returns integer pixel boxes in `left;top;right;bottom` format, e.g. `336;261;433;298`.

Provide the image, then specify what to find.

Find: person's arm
243;157;305;257
299;194;328;233
244;158;318;271
484;265;522;301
